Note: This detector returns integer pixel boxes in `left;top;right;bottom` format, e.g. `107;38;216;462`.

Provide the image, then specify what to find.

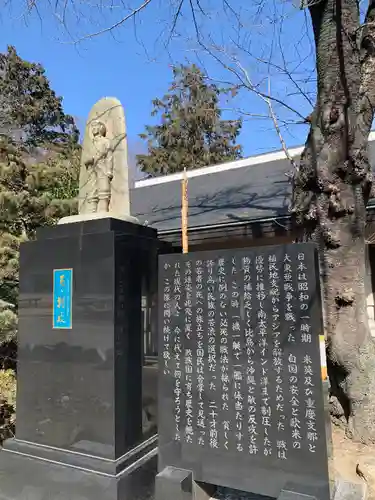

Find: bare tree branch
64;0;154;42
265;78;298;172
8;0;315;156
166;0;184;46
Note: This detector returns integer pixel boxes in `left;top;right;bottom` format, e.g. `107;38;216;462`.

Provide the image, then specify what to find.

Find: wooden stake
181;168;188;254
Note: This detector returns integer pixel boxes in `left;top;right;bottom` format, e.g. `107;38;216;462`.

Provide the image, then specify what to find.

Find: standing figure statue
58;97;138;225
85;120;113;213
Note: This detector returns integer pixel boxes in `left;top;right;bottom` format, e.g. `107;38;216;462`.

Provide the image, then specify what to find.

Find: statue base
0;217;161;500
58;212;141;225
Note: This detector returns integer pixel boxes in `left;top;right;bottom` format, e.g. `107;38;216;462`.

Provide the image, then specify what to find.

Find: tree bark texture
292;0;375;443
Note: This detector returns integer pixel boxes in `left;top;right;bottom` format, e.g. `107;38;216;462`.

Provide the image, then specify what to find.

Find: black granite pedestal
0;218;165;500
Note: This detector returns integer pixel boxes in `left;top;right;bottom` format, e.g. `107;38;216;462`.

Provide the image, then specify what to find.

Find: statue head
91;121;107;138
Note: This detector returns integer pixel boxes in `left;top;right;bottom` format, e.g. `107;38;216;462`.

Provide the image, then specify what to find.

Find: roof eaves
158;214;291;235
134;130;375;190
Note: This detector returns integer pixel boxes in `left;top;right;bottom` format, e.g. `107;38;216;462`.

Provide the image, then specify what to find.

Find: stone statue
59;97;138;225
84;120;113;213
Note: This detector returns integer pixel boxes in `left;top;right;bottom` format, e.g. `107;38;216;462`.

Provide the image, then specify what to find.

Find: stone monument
156;244;335;500
0;98;170;500
59;96;138;224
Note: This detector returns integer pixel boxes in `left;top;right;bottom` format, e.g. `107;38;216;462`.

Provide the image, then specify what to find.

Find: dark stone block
17;219;160;457
155;466;193;500
0;218;168;500
36;217;158;240
277;484;319;500
155;466;216;500
3;434;157;476
158;243;333;500
0;439;157;500
277;492;317;500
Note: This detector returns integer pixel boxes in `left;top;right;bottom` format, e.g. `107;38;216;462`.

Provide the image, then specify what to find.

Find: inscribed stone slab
158;243;332;500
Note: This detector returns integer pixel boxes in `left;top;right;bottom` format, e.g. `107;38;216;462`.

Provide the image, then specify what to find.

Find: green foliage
0;139;79;346
0;47;80;349
0;369;16;408
0;369;16;443
137;64;242;175
0;232;20;345
0;46;79;148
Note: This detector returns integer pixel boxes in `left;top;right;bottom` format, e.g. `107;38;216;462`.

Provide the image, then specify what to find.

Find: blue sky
0;0;315;167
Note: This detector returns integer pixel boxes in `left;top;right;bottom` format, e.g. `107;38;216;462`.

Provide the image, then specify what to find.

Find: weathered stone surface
59;97;135;225
332;480;367;500
58;212;139;225
80;96;130;216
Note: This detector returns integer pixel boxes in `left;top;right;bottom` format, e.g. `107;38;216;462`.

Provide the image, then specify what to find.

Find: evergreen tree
0;45;79;148
0;139;79;346
0;47;80;348
137;64;242;175
0;47;80;430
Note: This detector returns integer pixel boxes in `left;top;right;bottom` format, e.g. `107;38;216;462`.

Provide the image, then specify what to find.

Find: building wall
189;234;293;252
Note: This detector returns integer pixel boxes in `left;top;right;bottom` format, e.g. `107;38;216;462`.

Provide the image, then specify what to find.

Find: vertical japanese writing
269;254;287;460
304;354;317;453
173;263;182;442
195;260;205;446
284;253;301;452
298;252;318;453
284;253;296;342
206;259;217;448
53;269;73;329
256;255;271;457
184;261;194;445
195;260;207;446
184;261;193;341
231;257;244;452
298;252;312;343
162;263;171;378
243;256;258;456
218;257;230;451
161;244;327;471
288;350;301;451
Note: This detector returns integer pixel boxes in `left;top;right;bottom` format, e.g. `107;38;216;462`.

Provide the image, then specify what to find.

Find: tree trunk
292;0;375;443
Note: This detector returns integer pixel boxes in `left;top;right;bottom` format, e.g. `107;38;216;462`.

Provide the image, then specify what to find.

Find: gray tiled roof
130;139;375;233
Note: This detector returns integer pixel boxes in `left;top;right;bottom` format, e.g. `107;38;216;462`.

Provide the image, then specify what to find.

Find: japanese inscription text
158;243;330;492
53;268;73;329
